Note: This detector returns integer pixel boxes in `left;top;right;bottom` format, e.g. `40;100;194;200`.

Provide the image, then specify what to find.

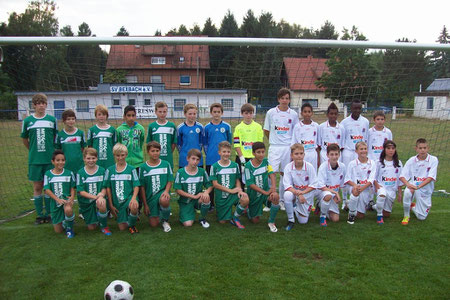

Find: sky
1;0;448;44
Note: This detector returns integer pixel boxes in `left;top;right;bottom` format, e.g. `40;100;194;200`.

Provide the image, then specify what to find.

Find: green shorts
248;194;269;219
50;199;65;225
114;198;132;224
146;191;163;218
28;164;53;181
215;194;240;221
78;200;98;226
178;200;201;223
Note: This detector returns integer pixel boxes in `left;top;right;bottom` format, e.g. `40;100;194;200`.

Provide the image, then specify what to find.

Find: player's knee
284;191;294;203
323;195;332;202
383;211;391;218
87;224;96;231
149;217;159;227
251;216;259;224
416;214;427;221
297;214;309;224
404;188;413;200
64;206;73;216
183;221;193;227
240;197;249;207
219;220;227;224
329;213;339;223
129;207;138;215
160;198;170;207
53;224;64;233
356;212;365;219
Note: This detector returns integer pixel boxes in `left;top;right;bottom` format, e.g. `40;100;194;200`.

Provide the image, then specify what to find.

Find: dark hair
252;142;265;153
210;103;224;113
62;109;76;121
373;111;385;119
146;141;161;152
52;149;65;161
379;140;400;168
416;138;427;146
301;103;313;112
277;88;291;100
352;99;362;105
241;103;254;114
327;143;340;154
123;105;136;116
187;149;202;159
327;102;339;114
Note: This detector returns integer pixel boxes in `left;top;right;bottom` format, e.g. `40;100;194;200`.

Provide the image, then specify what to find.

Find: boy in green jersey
244;142;280;233
76;148;111;236
87;105;117;169
21;93;57;225
146;102;177;169
44;150;76;238
105;144;141;234
174;149;213;228
139;141;173;232
210;141;249;229
116;105;145;167
56;109;86;174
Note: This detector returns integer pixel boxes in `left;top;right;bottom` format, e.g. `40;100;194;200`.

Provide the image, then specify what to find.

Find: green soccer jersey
87;125;117;169
210;160;241;200
116;122;145;167
104;164;140;206
139;160;174;199
174;167;212;204
56;128;86;173
21;114;57;165
44;169;76;201
146;120;177;168
244;158;274;200
76;165;106;206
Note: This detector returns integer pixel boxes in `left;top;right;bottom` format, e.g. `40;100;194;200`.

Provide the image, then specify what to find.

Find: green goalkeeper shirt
116;122;145;167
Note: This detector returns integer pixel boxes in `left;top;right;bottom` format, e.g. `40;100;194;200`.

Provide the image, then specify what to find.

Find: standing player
283;144;318;230
399;138;438;225
177;104;204;168
264;88;299;209
87;105;117;170
139;141;173;232
318;103;344;165
291;102;320;170
340;100;369;209
316;144;346;226
368;111;393;162
44;150;76;238
244;142;280;232
21;93;57;225
146;102;177;169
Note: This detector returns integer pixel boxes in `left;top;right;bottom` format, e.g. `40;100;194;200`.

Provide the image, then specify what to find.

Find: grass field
0;112;449;299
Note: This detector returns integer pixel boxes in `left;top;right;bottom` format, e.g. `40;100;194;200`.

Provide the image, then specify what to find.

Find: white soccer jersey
316;160;346;192
291;120;319;152
318;121;344;155
375;160;403;192
368;126;393;161
400;154;438;195
345;158;377;187
283;161;317;191
264;106;299;146
341;115;369;151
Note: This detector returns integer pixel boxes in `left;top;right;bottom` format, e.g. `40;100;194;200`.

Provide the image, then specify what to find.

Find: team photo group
21;88;439;238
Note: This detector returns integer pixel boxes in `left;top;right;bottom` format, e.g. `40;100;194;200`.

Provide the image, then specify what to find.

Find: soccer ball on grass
104;280;134;300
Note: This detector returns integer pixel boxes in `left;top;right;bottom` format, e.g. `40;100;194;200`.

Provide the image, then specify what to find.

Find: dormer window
151;57;166;65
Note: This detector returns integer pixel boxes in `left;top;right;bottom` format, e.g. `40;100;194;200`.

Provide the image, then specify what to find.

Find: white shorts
304;150;318;171
268;145;291;173
376;187;396;213
318;191;340;215
342;149;357;167
405;188;432;219
350;187;374;214
292;190;317;217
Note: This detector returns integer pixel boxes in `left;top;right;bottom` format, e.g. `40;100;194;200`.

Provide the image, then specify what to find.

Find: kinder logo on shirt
350;135;364;142
275;125;290;134
382;176;396;186
294;184;308;190
372;145;383;151
242;141;253;150
414;176;427;182
357;179;369;185
301;140;315;149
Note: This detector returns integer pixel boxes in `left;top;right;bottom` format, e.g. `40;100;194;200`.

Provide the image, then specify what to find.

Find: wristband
239;156;246;164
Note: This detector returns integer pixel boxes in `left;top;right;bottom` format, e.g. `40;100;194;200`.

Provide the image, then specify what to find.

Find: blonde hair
290;143;304;153
218;141;232;151
355;141;367;150
83;147;98;158
32;93;48;105
184;103;198;114
95;104;109;118
113;143;128;155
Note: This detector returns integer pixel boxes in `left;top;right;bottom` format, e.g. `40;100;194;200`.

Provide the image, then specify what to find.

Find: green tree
190;24;201;35
154;29;162;36
77;22;91;36
201;18;218;37
60;25;74;36
117;26;129;36
429;26;450;78
0;68;16;111
103;70;127;83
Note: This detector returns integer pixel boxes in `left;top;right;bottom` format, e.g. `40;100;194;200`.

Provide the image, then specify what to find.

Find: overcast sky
1;0;448;44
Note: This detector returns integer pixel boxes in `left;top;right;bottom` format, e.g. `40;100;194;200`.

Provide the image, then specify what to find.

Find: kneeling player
139;142;174;232
76;148;111;235
44;150;76;238
345;142;376;224
105;144;141;234
174;149;213;228
283;144;318;230
244;142;280;232
316;144;346;226
210;141;249;229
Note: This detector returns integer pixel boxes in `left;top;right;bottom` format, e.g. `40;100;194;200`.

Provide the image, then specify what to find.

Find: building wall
125;69;205;89
414;96;450;120
291;91;344;111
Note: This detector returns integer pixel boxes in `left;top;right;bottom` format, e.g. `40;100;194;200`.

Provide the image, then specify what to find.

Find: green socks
161;206;171;221
44;195;51;217
98;211;108;229
64;214;75;230
34;195;44;218
128;213;138;227
200;202;210;219
268;204;280;223
234;204;245;217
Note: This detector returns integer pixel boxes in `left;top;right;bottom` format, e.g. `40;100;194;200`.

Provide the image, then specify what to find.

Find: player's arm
129;186;140;210
176;189;200;200
264;129;270;139
298;186;315;195
161;181;172;202
22;138;29;149
396;185;403;203
374;180;382;190
399;177;416;191
140;186;150;215
417;177;434;189
249;184;270;196
106;187;118;216
45;189;66;205
68;187;76;203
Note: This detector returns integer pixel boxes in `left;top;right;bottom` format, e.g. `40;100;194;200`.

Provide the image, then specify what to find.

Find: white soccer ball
104;280;134;300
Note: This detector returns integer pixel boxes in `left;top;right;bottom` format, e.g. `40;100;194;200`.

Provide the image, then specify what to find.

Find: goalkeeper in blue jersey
177;103;204;168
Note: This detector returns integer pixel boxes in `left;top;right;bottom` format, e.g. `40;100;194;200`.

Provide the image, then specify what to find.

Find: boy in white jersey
344;142;376;224
372;140;403;225
318;103;344;164
316;144;346;227
264;88;299;210
340;100;369;208
399;138;438;225
291;103;320;170
368;111;393;161
283;144;318;230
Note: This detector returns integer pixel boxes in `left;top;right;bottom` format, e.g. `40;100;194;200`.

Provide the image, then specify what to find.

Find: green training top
55;128;86;173
21;114;57;165
116;122;145;167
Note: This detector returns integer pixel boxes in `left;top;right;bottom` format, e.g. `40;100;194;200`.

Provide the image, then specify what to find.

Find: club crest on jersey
362;128;366;132
195;128;200;133
427;167;431;172
395;168;399;173
220;127;225;133
337;134;341;139
305;176;309;181
340;174;343;180
288;119;292;124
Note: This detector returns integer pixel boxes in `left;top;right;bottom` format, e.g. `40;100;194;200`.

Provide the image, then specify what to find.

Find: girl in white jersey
373;140;403;225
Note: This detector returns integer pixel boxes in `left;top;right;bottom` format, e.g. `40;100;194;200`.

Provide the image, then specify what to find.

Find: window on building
144;98;152;106
174;99;186;111
76;100;89;113
151;57;166;65
151;75;162;83
125;75;137;83
113;99;120;106
179;56;185;63
302;99;319;108
180;75;191;86
427;97;434;110
128;99;136;106
221;99;234;111
28;100;33;109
